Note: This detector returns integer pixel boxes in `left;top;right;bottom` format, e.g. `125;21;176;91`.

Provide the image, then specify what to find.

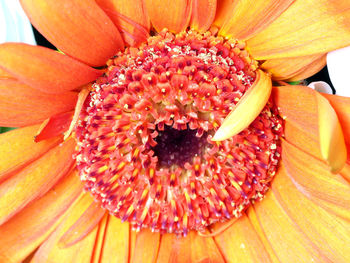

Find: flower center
74;29;283;235
153;125;208;168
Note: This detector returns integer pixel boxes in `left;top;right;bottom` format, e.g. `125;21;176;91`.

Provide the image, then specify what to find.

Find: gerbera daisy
0;0;350;262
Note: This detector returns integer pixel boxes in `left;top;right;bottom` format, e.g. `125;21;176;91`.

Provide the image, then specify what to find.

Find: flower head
0;0;350;262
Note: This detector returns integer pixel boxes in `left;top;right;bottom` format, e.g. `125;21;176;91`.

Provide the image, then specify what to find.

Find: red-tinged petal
0;170;82;263
190;0;217;32
248;187;326;262
0;138;76;225
213;70;272;141
130;229;160;263
0;79;77;127
213;216;274;263
156;231;225;263
271;163;350;262
247;0;350;60
99;216;129;263
219;0;295;40
20;0;124;67
273;85;346;172
282;140;350;222
59;201;106;248
96;0;150;47
0;43;101;94
262;54;326;81
31;193;99;263
144;0;192;33
35;111;73;142
323;94;350;161
0;124;60;183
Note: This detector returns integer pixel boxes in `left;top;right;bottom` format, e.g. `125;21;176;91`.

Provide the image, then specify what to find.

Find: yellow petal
262;54;326;81
316;93;347;173
212;70;272;141
273;85;347;172
247;0;350;60
219;0;295;40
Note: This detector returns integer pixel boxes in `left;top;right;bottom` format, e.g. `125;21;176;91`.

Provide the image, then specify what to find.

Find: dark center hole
153;125;208;167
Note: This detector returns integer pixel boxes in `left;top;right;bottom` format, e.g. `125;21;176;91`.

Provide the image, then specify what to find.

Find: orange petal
31;193;98;263
0;43;101;94
0;67;14;80
21;0;124;67
96;0;150;47
248;183;325;262
247;0;350;59
219;0;295;40
213;0;237;28
190;0;217;32
99;216;129;263
0;138;76;225
90;214;109;263
0;79;77;127
282;140;350;222
213;216;274;263
340;162;350;183
271;163;350;262
130;229;160;263
213;70;272;141
59;201;106;247
323;94;350;161
144;0;192;33
34;111;73;142
283;120;323;160
0;170;82;263
262;54;326;81
273;85;346;172
156;231;225;262
0;124;60;183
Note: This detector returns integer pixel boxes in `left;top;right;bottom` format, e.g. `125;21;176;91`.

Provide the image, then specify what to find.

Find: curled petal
316;94;346;173
273;85;347;172
144;0;192;33
20;0;124;66
323;94;350;162
213;70;272;141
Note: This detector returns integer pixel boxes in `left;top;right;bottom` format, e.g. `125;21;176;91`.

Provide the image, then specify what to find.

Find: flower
0;0;350;262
